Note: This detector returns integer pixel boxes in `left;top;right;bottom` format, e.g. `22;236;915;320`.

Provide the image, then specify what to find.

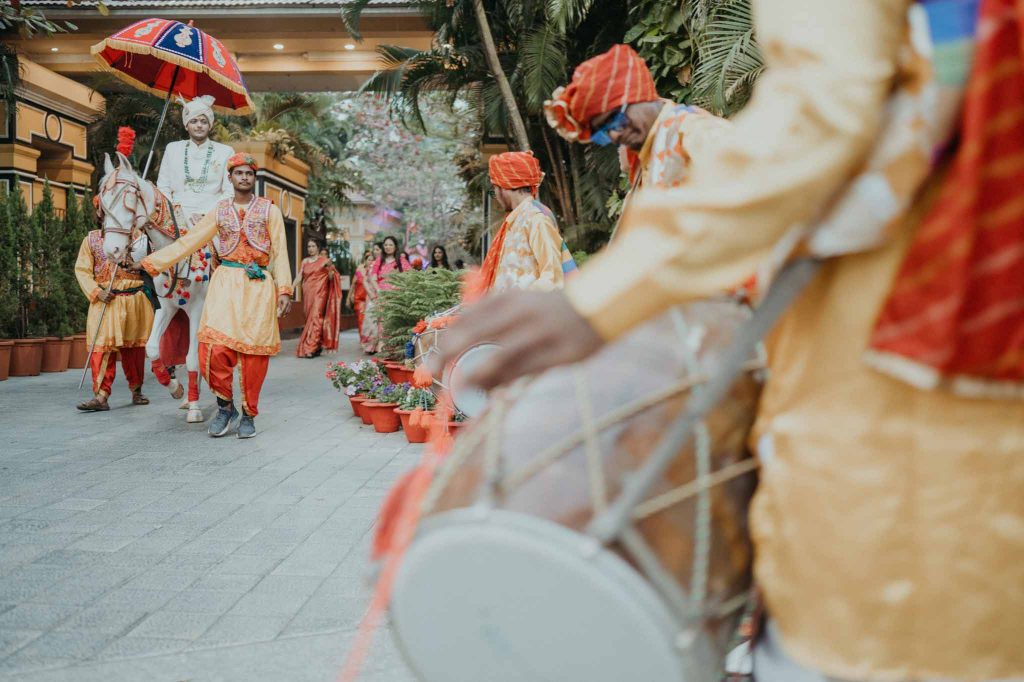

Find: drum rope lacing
574;368;609;511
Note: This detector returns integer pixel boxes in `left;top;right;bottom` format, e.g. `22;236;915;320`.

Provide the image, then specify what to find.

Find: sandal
77;398;110;412
132;391;150;406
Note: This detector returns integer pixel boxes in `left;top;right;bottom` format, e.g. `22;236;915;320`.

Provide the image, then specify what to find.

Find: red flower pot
384;363;404;384
10;339;44;377
0;341;12;381
396;409;433;443
347;394;363;416
392;366;414;384
367;402;401;433
351;396;372;423
68;334;88;369
41;337;71;373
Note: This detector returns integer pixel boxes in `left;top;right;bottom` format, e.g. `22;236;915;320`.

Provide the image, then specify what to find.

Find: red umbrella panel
91;18;253;115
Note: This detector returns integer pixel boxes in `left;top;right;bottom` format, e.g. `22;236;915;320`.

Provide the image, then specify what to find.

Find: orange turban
544;44;659;143
488;151;543;192
226;152;259;172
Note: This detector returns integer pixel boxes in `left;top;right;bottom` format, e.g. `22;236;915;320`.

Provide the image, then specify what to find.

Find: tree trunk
470;0;531;152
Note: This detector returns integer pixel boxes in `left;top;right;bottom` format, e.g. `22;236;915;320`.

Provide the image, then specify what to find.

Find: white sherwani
157;139;235;227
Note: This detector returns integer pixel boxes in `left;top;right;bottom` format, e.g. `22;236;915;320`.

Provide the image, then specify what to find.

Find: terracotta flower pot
384;363;404;384
358;399;376;425
347;394;363;416
68;334;89;369
396;409;433;443
367;402;401;433
0;341;12;381
10;339;44;377
392;366;415;384
350;395;370;422
41;337;71;373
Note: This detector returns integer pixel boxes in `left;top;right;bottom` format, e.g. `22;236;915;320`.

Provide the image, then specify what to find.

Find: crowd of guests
295;236;461;357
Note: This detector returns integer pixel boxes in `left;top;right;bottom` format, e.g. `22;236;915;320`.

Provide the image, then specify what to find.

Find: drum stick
586;258;822;544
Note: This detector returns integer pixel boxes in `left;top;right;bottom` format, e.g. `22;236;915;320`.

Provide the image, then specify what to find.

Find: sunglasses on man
591;106;629;146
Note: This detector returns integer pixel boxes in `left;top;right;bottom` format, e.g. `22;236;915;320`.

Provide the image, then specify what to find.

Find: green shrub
377;268;462;361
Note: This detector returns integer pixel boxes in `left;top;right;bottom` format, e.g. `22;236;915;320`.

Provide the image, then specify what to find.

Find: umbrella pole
141;65;180;181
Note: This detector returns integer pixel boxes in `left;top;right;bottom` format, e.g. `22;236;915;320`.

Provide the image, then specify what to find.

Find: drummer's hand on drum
429;290;605;390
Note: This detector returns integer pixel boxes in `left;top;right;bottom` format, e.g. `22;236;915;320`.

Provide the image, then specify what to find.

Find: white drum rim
443;342;500;417
390;507;686;682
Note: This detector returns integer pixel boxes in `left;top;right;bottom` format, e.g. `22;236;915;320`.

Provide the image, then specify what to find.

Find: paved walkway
0;332;418;681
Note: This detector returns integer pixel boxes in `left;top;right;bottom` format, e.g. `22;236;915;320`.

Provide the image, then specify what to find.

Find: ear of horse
103;153;114;176
115;151;135;176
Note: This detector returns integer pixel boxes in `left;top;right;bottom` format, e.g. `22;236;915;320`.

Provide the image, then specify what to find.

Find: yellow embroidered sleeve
268;205;293;297
74;237;101;303
527;214;565;291
142;209;219;277
566;0;908;340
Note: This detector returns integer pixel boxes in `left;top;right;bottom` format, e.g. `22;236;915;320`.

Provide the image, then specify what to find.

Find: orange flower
412;320;428;335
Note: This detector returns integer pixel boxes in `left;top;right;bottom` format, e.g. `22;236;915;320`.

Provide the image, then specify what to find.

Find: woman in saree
348;250;374;352
293;239;342;358
361;242;384;354
371;236;412;352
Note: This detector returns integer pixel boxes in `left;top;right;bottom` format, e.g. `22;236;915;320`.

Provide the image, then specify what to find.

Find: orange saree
296;255;341;357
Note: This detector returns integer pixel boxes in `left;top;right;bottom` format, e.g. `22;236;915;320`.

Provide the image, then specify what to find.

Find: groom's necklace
184;141;214;192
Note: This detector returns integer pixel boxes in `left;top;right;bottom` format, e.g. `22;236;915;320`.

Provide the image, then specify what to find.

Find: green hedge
0;182;92;338
377;268;462;361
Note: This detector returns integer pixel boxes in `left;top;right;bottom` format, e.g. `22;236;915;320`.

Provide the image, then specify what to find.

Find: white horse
99;151;212;423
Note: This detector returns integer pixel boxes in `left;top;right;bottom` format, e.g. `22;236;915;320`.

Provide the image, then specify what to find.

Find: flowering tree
340;95;482;248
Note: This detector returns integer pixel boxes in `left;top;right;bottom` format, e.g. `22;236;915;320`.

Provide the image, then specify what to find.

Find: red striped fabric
868;0;1024;394
488;151;543;190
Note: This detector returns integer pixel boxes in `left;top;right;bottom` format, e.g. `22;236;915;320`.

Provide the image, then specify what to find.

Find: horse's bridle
100;169;187;297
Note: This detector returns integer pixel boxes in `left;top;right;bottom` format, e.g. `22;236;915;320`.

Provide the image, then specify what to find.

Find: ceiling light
344;43;356;50
273;43;285;50
51;47;59;52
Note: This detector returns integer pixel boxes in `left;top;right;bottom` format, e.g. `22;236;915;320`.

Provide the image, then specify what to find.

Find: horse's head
99;152;157;263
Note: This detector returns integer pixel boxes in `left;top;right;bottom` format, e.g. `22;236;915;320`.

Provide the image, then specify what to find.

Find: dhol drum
390;299;765;682
413;305;501;418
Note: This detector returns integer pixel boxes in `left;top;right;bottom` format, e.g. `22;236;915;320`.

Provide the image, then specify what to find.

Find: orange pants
199;342;269;417
91;347;145;397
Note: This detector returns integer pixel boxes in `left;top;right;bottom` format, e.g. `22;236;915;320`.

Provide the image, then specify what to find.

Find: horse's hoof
169;380;184;400
186;407;205;423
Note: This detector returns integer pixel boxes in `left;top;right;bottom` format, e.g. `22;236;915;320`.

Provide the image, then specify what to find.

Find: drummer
430;1;1024;682
473;151;570;294
544;44;731;195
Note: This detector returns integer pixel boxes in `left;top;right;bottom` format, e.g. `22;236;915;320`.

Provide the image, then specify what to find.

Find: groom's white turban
180;95;216;126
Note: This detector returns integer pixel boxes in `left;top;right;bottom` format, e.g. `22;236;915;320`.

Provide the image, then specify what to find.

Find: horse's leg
146;300;183;400
185;291;205;424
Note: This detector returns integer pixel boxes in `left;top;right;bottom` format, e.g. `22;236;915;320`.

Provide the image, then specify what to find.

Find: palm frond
339;0;374;41
519;25;567;112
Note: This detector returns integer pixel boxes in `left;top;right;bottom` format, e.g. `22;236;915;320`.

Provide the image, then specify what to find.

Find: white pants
753;621;1020;682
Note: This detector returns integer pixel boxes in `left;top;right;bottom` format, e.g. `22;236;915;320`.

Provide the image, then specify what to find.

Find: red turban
488;151;543;192
544;44;659;143
227;152;259;173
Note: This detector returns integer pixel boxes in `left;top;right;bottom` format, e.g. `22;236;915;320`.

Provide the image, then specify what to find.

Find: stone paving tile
0;335;420;679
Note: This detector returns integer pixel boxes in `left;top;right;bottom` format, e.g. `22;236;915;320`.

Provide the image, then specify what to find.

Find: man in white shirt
157;95;235;227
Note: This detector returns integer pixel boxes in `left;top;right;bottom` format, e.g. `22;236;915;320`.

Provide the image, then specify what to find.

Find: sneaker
208;404;239;437
237;415;256;439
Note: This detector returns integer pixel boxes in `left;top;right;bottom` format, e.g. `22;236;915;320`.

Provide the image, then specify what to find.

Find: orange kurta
142;198;292;355
565;0;1024;679
75;230;153;353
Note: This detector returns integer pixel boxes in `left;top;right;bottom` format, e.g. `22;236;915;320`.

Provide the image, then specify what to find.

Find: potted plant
395;387;437;443
447;409;470;437
5;184;44;377
64;192;92;370
363;380;407;433
326;361;359;413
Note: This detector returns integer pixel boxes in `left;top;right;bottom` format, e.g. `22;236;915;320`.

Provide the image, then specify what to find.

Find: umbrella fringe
91;38;254;116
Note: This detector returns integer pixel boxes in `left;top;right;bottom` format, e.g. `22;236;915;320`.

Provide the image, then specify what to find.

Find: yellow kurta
632;102;732;191
75;231;153;353
566;0;1024;679
492;199;566;292
141;200;293;355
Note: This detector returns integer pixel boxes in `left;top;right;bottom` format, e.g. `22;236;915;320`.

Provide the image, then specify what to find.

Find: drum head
444;343;500;418
392;509;686;682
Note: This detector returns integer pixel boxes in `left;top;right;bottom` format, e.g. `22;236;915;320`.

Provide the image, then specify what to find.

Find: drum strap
586;258;822;544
